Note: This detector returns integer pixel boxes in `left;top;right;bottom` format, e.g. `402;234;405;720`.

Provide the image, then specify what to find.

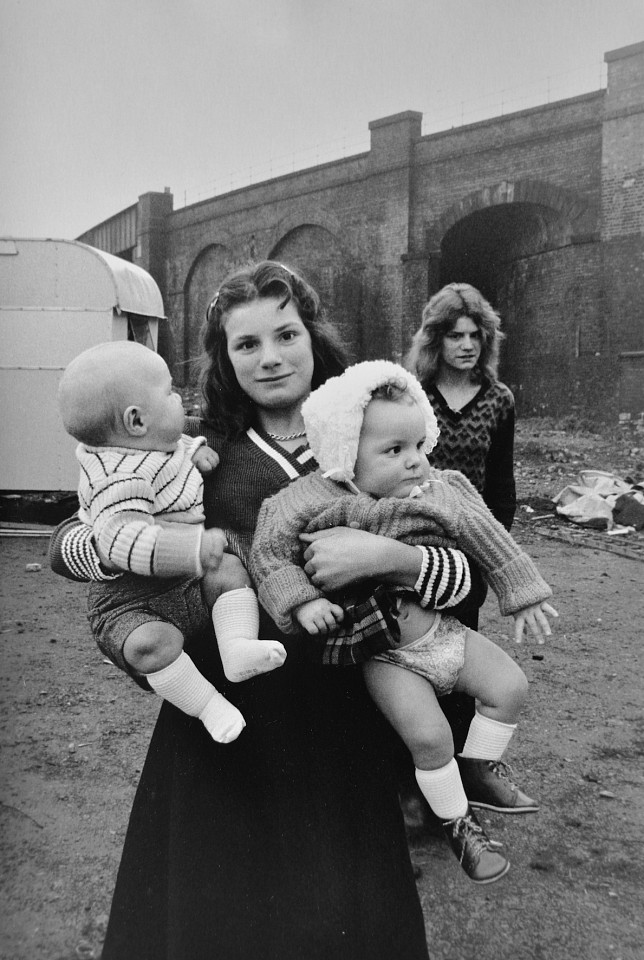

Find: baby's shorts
373;613;466;696
87;574;210;689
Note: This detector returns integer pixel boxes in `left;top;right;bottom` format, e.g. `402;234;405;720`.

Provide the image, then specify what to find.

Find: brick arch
183;242;231;290
426;179;591;248
269;210;343;253
183;243;236;384
269;224;363;360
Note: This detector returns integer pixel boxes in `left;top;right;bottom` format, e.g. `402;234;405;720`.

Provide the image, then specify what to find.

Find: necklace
266;429;306;441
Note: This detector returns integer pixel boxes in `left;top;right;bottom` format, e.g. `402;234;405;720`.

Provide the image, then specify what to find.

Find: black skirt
101;614;430;960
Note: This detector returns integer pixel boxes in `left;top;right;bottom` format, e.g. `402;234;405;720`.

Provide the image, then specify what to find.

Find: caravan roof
0;237;165;318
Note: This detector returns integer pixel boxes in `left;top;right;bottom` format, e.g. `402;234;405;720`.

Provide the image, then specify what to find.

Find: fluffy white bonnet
301;360;440;482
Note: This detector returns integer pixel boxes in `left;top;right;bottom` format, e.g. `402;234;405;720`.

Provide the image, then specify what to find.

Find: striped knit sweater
250;468;552;635
76;434;206;578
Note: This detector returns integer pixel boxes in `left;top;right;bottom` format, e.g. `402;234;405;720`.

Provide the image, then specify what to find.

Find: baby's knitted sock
459;712;517;761
460;710;517;760
146;651;245;744
213;587;287;682
415;760;469;821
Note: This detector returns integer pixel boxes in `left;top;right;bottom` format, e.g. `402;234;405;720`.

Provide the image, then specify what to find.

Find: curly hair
406;282;505;388
199;260;348;437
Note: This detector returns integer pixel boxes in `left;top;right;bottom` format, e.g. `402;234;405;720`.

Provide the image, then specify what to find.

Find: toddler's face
353;397;430;499
135;353;185;451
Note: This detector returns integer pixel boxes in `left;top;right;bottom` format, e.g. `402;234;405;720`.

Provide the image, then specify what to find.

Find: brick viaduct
79;42;644;421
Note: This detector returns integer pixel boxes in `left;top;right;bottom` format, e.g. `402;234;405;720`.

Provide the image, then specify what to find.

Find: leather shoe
458;757;539;813
443;806;509;884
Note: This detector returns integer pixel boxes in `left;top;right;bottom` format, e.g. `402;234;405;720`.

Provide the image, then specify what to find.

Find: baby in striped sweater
250;361;558;884
57;341;286;744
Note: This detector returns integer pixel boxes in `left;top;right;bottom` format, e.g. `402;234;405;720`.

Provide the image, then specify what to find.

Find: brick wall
601;42;644;416
78;45;644;421
619;353;644;417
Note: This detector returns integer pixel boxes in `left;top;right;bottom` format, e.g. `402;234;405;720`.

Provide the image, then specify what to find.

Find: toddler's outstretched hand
295;598;345;635
193;445;220;474
200;528;228;570
513;601;558;645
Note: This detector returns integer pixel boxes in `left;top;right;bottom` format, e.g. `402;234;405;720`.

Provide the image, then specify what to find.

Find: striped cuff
58;523;122;583
414;545;471;610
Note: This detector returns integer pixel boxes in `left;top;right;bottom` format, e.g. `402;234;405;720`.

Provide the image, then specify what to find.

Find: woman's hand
513;601;559;644
299;526;421;593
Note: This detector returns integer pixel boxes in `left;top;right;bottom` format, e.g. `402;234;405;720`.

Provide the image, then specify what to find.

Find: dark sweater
426;378;516;530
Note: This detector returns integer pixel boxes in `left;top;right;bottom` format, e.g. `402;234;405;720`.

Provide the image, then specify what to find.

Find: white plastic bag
556;492;614;529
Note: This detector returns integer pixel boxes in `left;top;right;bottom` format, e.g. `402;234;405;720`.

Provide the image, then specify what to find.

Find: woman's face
440;315;482;373
224;297;315;412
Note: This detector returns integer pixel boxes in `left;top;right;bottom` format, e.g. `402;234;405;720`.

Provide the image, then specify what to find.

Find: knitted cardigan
76;434;206;578
250;467;552;635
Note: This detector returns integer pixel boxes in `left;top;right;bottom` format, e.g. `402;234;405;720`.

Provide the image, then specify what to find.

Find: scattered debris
553;470;642;530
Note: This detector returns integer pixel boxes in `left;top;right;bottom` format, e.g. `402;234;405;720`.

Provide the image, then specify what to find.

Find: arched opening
439;202;568;301
434;201;601;414
270;225;363;361
183;244;235;385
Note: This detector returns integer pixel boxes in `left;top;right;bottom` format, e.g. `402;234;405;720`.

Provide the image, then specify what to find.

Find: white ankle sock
146;651;245;743
460;711;517;761
415;760;469;821
213;587;286;682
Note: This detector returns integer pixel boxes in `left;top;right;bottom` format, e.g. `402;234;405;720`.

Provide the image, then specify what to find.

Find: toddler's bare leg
363;658;508;883
363;658;453;770
124;622;245;744
453;628;528;726
204;554;286;683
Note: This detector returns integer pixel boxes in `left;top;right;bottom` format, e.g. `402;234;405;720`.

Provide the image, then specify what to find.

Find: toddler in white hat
250;360;558;885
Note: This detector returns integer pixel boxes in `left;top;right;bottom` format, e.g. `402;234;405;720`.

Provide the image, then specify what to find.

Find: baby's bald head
58;341;163;445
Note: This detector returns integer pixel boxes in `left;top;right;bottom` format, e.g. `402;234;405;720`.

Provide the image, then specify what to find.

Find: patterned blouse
425;378;516;530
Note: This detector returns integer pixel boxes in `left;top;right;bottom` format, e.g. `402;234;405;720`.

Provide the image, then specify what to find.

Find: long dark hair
199;261;348;437
406;282;505;387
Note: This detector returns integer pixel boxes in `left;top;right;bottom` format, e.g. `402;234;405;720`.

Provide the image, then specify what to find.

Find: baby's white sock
146;650;245;744
415;760;469;822
213;587;286;682
460;712;517;761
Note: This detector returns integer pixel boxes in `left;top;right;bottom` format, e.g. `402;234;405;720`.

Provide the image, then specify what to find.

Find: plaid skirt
315;584;400;667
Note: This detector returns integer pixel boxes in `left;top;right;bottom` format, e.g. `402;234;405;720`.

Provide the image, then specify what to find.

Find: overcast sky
1;0;642;240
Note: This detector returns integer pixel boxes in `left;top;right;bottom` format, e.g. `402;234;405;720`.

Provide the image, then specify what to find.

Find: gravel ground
1;417;643;960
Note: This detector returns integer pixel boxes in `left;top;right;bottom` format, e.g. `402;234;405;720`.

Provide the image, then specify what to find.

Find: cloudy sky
1;0;642;239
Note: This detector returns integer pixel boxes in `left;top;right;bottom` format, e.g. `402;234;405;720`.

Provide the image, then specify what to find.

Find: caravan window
127;314;155;350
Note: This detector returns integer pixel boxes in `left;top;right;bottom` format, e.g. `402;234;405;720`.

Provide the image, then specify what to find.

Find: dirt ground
1;418;643;960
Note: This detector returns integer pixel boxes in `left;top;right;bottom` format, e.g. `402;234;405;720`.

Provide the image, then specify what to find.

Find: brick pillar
135;190;174;299
368;112;423;359
601;42;644;417
367;111;422;172
401;254;429;355
135;190;174;365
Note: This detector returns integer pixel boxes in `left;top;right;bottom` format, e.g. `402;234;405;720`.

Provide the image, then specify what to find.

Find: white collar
246;427;311;480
